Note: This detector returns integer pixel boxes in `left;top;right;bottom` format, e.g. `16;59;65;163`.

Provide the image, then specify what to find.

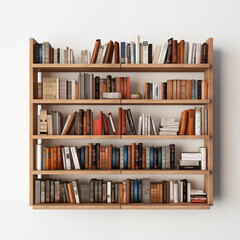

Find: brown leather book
123;77;127;99
180;40;185;63
119;183;123;204
186;80;190;99
83;111;87;135
177;80;181;99
100;146;103;170
179;110;189;135
89;143;93;169
187;109;195;135
126;179;130;204
115;77;121;94
57;145;63;169
50;147;54;170
131;143;136;169
180;80;186;99
172;80;177;99
63;112;76;135
177;43;181;63
118;107;122;135
90;39;101;64
66;47;69;64
102;113;109;135
50;47;54;63
105;147;109;170
142;148;146;169
145;83;148;99
127;145;131;169
120;77;124;99
45;147;51;170
151;184;154;203
85;146;89;169
67;183;76;203
104;40;114;63
114;42;120;64
86;109;91;135
159;182;163;203
156;183;160;203
53;146;57;169
204;81;208;99
189;80;192;99
167;80;173;99
109;145;113;169
171;40;177;63
122;109;126;135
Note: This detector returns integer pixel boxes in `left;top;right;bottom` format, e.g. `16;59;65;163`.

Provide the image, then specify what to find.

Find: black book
179;165;201;170
63;182;70;203
35;180;41;204
50;180;55;203
197;80;202;99
99;180;103;203
45;179;50;203
154;147;158;169
96;143;100;169
149;83;153;99
107;75;112;92
127;43;131;63
94;180;99;203
79;109;84;135
182;179;188;202
90;179;95;203
138;180;142;203
61;183;66;203
169;144;175;169
147;83;151;99
130;180;134;203
135;147;139;169
165;38;173;63
111;183;115;203
163;82;167;99
57;48;60;63
116;148;120;169
148;44;152;63
126;109;136;135
80;184;90;203
92;144;96;168
201;43;208;63
111;78;115;92
163;181;167;203
34;42;39;63
95;76;100;99
114;183;118;203
138;143;143;169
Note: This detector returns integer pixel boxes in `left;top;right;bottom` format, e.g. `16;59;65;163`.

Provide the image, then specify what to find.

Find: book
90;39;101;63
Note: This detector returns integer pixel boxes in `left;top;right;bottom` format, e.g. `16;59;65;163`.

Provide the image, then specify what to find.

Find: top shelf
32;63;211;73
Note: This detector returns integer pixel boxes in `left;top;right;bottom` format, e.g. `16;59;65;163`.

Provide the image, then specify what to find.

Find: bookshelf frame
29;38;213;209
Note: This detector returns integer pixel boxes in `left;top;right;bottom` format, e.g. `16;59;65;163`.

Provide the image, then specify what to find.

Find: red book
100;111;103;135
57;145;63;169
122;109;126;135
127;76;130;99
123;77;127;99
102;113;109;135
93;119;100;135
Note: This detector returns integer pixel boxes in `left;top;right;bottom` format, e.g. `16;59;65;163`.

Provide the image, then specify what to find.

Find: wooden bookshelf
29;38;213;209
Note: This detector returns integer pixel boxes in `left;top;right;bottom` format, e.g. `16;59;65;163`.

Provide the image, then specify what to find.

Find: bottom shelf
32;203;210;210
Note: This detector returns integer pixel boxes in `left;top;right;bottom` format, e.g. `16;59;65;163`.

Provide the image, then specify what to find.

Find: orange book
142;148;146;169
86;109;91;135
127;145;131;169
145;83;148;99
115;77;121;94
179;110;189;135
126;179;130;204
122;109;126;135
75;82;79;99
177;42;181;64
172;80;177;99
45;147;51;170
50;147;54;170
119;183;123;204
57;145;63;169
109;145;113;169
89;143;93;169
90;39;101;64
131;143;136;170
180;40;184;63
83;111;87;135
159;183;163;203
204;81;208;99
103;78;107;93
120;78;124;99
53;146;57;169
85;146;89;169
167;80;173;99
67;183;76;203
123;77;127;99
127;77;130;99
187;109;195;135
118;107;122;135
105;147;109;170
66;47;69;64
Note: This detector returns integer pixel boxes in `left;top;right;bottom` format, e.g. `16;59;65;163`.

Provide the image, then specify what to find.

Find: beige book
51;78;58;99
152;45;162;63
47;115;53;135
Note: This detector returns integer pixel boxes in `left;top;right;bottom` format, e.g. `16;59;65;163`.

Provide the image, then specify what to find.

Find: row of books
35;178;207;204
34;42;74;64
179;107;208;135
38;74;130;100
90;36;208;64
159;118;179;136
144;80;207;100
35;143;176;170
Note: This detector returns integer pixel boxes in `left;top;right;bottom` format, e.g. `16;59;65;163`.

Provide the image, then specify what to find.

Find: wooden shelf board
32;135;121;140
32;170;209;175
120;64;211;72
32;99;121;105
32;64;121;72
32;203;210;210
121;99;210;105
121;135;210;139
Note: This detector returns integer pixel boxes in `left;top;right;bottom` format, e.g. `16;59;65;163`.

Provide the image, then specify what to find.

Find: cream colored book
152;45;162;63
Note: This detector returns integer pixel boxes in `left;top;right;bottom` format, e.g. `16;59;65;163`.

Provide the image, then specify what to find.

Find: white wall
0;0;240;239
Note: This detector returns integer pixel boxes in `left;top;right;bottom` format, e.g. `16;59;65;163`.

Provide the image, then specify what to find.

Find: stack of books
159;118;179;136
191;189;207;203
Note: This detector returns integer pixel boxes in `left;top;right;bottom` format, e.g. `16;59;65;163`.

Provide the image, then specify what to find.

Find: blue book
112;147;116;169
121;42;125;64
192;80;195;99
133;43;136;64
124;145;128;169
134;180;138;203
157;147;162;169
81;146;85;169
150;147;154;169
39;43;42;63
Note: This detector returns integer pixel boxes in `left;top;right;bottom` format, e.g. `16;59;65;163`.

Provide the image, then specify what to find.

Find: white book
192;43;196;63
64;147;72;170
177;160;200;166
154;83;159;100
152;82;155;100
71;80;75;100
88;51;91;64
100;44;108;63
188;43;193;64
160;128;179;131
158;42;168;64
150;117;157;135
195;107;201;135
173;183;179;203
70;147;81;169
147;114;150;135
181;152;202;160
162;146;166;169
107;182;111;203
170;180;174;203
138;116;143;135
96;45;104;63
143;41;148;64
146;147;150;169
72;181;80;203
161;118;176;123
120;147;124;169
199;147;207;170
78;73;81;99
152;45;162;63
54;49;57;64
142;113;145;135
159;132;177;135
187;183;191;203
130;42;134;63
61;148;67;170
195;43;201;64
36;144;42;170
136;35;140;64
61;115;71;135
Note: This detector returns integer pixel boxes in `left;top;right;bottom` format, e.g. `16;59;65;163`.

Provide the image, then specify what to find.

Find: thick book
114;42;120;63
90;39;101;64
104;40;114;63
